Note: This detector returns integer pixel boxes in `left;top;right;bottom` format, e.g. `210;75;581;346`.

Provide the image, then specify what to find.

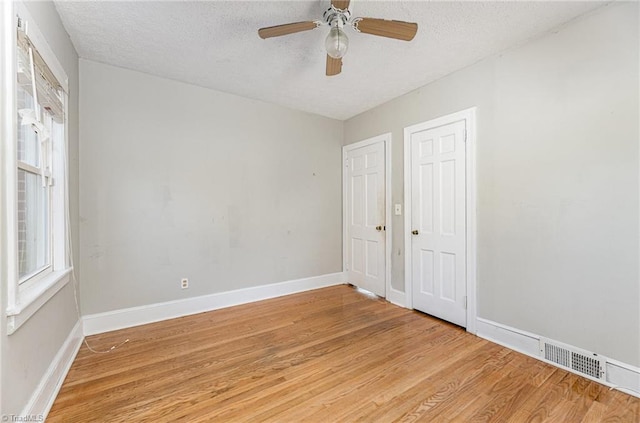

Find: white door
345;142;386;297
410;119;467;326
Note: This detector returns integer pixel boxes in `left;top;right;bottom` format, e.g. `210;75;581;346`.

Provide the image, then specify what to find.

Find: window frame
2;1;72;334
16;92;54;284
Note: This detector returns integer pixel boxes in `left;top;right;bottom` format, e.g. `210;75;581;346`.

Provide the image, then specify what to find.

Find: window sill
6;267;73;334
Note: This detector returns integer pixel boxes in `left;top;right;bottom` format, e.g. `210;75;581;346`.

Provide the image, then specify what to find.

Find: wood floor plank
352;343;515;422
505;369;565;422
279;331;484;422
580;400;606;422
48;285;639;422
155;313;429;421
224;320;460;422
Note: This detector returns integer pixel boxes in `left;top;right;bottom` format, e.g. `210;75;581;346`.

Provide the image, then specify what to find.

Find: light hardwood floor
48;285;638;422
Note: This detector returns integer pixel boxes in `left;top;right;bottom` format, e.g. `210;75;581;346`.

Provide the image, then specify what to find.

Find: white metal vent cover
539;338;606;380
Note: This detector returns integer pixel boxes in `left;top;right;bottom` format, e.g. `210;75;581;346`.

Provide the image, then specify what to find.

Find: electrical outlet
181;278;189;289
394;204;402;215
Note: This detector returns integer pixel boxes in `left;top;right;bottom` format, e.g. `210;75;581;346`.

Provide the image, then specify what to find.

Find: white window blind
16;18;64;123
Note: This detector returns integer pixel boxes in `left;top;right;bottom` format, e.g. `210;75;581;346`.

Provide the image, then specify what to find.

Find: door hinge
463;129;467;143
464;296;467;309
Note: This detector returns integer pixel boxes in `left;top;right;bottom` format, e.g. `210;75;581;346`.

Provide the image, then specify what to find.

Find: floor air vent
539;338;606;380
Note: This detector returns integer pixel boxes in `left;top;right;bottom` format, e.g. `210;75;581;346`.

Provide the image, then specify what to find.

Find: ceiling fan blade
354;18;418;41
258;21;318;39
332;0;350;10
326;55;342;76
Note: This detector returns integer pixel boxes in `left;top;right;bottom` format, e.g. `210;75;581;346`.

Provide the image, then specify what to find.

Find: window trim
2;1;72;335
6;269;72;334
16;103;55;284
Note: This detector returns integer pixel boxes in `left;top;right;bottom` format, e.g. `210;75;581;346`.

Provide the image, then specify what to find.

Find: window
2;4;71;333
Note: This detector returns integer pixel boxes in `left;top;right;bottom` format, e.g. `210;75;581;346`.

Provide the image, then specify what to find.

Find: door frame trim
343;133;392;299
403;108;477;334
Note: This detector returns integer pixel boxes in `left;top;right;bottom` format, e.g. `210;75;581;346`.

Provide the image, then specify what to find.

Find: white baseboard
606;359;640;397
476;317;540;356
21;319;83;420
476;317;640;398
83;272;346;336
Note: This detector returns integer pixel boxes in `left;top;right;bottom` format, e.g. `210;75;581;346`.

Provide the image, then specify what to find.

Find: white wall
0;0;80;415
344;3;639;366
79;60;344;315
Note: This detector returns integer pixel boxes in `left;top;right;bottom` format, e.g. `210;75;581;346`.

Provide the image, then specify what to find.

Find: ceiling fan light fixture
325;27;349;59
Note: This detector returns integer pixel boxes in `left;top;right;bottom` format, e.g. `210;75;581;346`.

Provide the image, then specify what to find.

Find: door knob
412;230;419;235
375;225;383;231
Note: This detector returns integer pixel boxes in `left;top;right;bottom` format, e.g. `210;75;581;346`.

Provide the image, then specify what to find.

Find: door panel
410;120;466;326
346;142;385;296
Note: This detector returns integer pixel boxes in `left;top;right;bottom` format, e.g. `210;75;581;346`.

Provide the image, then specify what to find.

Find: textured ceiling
54;1;608;120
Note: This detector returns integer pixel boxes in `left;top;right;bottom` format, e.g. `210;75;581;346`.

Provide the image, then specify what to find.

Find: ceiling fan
258;0;418;76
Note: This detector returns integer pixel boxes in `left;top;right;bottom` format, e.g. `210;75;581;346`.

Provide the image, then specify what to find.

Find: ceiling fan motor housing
323;5;351;28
